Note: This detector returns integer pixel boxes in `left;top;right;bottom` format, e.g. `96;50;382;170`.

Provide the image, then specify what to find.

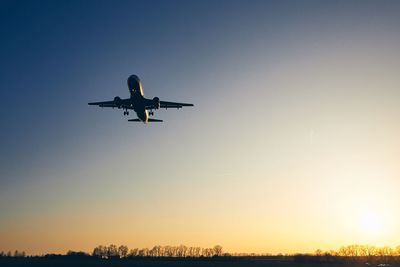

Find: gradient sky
1;0;400;255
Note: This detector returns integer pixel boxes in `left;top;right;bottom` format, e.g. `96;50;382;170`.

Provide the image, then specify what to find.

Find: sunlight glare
360;211;384;235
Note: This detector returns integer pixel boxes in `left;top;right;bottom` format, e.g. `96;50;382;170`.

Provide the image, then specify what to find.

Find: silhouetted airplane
88;75;194;123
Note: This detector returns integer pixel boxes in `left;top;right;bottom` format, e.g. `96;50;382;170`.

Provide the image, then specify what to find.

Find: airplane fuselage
130;90;148;123
128;74;149;123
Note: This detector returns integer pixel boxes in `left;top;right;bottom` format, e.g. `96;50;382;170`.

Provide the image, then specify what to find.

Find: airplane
88;75;194;123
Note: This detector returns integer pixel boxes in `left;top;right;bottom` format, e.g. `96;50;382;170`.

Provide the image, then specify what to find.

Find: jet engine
114;96;122;108
153;97;160;109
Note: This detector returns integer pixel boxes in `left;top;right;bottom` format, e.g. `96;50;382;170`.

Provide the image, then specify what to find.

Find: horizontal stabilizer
148;118;163;122
128;118;163;122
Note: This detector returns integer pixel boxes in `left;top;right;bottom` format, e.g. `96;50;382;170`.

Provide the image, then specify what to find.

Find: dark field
0;258;389;267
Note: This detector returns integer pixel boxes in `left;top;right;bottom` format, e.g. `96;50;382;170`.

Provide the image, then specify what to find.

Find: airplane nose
128;74;139;82
127;75;139;89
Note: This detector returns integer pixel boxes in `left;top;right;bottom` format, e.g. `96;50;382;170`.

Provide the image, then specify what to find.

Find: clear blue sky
1;0;400;254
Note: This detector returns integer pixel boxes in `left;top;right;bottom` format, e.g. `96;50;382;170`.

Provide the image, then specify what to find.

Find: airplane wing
88;100;116;108
160;101;194;108
88;98;133;109
146;100;194;110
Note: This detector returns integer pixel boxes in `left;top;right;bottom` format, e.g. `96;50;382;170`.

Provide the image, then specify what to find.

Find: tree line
0;251;26;258
0;245;224;259
92;244;224;258
314;244;400;257
2;244;400;262
294;244;400;264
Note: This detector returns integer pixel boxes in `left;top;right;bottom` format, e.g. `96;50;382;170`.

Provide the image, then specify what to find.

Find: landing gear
123;110;129;115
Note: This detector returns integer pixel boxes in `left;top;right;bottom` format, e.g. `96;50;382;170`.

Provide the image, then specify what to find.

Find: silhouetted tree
187;247;195;257
396;246;400;256
314;249;322;256
202;248;213;257
92;245;107;258
213;245;223;256
128;248;138;257
12;250;26;258
164;246;175;257
137;248;149;257
194;247;201;257
107;244;119;258
149;246;156;257
118;245;128;258
176;245;187;257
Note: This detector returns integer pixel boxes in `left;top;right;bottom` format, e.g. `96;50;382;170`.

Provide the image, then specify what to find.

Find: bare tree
176;245;188;257
213;245;223;256
164;246;175;257
395;245;400;256
194;247;201;257
202;248;213;257
93;245;107;258
128;248;138;257
187;247;194;257
107;244;119;258
314;249;322;256
14;250;26;257
138;248;149;257
118;245;128;258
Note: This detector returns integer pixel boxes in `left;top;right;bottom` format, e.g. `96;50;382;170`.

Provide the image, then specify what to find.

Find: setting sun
360;212;384;236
